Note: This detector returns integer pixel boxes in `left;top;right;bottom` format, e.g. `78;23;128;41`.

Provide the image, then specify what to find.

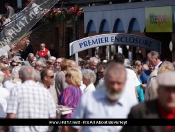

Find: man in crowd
68;62;138;132
121;71;175;132
54;58;62;73
140;62;154;90
40;69;58;109
5;3;14;19
147;51;162;70
36;43;51;59
95;62;107;87
145;51;162;99
27;53;36;66
20;40;33;60
4;66;56;132
83;57;98;73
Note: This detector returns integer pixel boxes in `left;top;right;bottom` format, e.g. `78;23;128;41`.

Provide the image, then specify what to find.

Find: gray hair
0;71;4;84
97;62;107;69
34;69;41;82
82;69;96;83
11;66;21;80
28;53;34;59
90;57;99;64
35;59;46;68
148;51;161;59
19;66;35;80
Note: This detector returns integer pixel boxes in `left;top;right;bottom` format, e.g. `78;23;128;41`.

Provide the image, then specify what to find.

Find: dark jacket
21;44;33;60
121;99;175;132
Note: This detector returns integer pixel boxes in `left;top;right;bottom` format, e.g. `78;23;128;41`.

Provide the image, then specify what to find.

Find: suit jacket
55;71;68;96
145;69;158;101
121;99;174;132
39;83;58;108
6;6;14;19
21;44;33;60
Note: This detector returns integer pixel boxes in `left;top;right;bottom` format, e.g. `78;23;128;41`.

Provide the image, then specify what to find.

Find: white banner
69;33;161;56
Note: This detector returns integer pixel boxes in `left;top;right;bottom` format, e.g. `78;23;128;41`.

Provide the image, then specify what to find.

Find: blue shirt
140;70;151;84
72;88;138;132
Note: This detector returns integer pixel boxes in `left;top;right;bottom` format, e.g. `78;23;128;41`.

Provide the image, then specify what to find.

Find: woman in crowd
59;68;82;118
145;61;175;101
132;66;144;102
82;69;96;93
3;66;21;92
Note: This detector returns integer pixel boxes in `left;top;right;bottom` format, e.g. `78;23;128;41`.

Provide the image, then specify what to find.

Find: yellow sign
146;6;173;32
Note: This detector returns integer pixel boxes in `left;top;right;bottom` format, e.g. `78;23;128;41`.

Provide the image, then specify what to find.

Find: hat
157;71;175;87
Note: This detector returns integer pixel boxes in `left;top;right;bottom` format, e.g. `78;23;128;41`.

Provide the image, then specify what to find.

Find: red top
3;70;11;78
37;48;49;57
157;100;175;130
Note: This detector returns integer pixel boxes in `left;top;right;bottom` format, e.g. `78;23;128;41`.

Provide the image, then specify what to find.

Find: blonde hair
158;61;174;74
67;68;82;87
60;59;71;71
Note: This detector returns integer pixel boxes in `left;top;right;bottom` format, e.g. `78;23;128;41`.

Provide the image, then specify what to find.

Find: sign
69;33;161;56
145;6;173;32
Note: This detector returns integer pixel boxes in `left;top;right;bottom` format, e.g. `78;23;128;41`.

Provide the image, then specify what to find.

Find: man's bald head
105;62;126;81
19;66;35;82
104;62;126;101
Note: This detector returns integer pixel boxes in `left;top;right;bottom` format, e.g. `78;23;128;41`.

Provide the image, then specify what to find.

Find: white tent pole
75;52;78;65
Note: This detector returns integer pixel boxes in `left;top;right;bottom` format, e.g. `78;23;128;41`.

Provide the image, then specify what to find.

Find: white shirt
0;87;9;118
154;61;162;70
3;18;11;26
124;68;140;102
3;80;21;92
72;88;138;132
80;81;86;93
83;83;96;93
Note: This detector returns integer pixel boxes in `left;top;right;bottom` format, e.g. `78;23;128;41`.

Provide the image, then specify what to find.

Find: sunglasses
47;75;54;79
65;73;71;77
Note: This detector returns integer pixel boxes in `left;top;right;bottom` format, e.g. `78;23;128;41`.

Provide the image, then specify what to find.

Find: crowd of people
0;0;41;31
0;38;175;132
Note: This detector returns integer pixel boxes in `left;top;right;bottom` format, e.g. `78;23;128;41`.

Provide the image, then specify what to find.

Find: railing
0;0;59;49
